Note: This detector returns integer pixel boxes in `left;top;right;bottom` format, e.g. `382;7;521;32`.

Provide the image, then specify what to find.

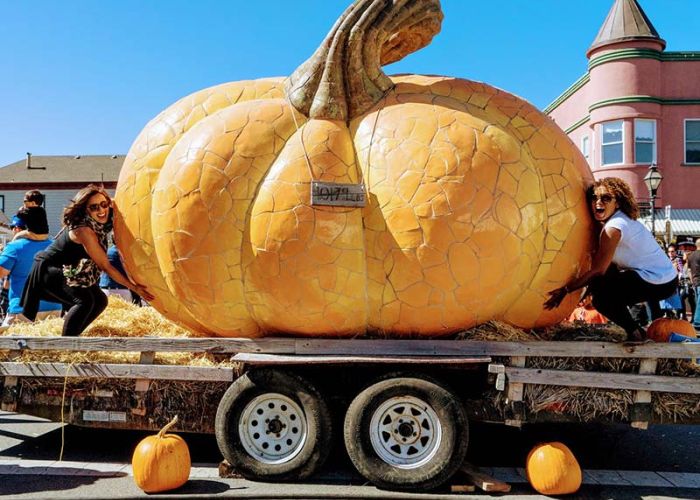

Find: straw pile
1;300;698;424
0;297;231;366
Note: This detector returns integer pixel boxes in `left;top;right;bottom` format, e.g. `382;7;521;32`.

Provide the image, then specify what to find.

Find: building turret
587;0;665;58
581;0;668;205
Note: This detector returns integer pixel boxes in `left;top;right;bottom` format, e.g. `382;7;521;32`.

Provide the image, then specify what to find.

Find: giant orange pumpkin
115;0;594;337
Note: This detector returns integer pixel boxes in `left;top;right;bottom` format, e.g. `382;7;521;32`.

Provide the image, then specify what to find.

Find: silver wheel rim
239;393;307;464
369;395;442;469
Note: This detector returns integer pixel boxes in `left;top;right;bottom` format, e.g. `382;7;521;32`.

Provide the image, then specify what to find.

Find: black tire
215;368;332;481
344;374;468;491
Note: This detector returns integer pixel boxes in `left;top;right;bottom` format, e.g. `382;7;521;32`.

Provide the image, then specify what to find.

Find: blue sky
1;0;699;167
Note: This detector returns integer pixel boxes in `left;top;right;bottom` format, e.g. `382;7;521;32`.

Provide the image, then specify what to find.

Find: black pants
679;281;696;318
590;266;678;335
31;266;108;337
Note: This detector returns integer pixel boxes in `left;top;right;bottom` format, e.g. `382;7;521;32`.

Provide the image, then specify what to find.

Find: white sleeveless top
604;211;676;284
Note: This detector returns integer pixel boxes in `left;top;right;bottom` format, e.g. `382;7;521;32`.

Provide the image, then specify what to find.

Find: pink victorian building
546;0;700;239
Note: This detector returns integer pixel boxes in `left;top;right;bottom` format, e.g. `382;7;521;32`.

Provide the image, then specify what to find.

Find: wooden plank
504;367;700;394
450;484;476;493
1;337;699;359
507;356;527;401
0;337;297;354
231;353;491;365
135;351;155;392
505;356;527;428
219;460;242;479
296;339;700;359
459;464;511;493
133;353;153;414
0;362;234;381
631;358;658;430
139;352;155;364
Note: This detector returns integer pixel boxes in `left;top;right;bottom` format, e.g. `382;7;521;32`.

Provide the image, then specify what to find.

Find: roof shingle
0;155;124;184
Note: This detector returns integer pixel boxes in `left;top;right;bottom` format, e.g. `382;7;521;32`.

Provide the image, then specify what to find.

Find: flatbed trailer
1;336;699;491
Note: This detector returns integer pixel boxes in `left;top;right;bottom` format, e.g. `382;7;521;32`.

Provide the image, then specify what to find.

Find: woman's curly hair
587;177;639;220
63;184;112;227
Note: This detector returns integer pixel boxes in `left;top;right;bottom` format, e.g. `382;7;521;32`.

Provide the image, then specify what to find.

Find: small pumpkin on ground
132;415;191;493
647;318;697;343
526;441;582;495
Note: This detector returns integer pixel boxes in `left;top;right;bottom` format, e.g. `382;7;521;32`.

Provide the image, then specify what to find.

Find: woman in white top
544;177;677;341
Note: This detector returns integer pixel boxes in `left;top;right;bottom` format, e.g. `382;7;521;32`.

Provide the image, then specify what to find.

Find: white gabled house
0;153;123;237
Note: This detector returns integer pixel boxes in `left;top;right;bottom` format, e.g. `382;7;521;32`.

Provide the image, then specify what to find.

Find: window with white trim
0;195;4;212
601;120;624;165
634;119;656;164
686;119;700;164
580;136;590;160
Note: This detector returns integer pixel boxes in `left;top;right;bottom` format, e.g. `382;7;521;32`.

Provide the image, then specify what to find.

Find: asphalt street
1;411;699;499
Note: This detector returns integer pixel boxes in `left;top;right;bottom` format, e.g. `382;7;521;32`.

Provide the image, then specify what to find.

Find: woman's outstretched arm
544;226;621;310
71;227;155;301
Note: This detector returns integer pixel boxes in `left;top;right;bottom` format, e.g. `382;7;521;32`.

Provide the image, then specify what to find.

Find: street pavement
1;411;699;499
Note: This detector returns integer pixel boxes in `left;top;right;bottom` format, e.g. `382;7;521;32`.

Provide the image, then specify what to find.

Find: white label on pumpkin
83;410;110;422
311;181;366;207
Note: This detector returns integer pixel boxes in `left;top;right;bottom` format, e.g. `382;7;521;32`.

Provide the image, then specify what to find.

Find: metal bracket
488;364;506;391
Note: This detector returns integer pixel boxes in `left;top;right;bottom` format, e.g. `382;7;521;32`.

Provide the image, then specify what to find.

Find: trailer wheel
215;368;332;481
344;374;468;491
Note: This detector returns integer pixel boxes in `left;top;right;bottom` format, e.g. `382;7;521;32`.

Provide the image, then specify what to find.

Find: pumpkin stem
157;415;179;439
285;0;443;121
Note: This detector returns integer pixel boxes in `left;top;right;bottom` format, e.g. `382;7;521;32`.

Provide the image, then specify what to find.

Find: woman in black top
21;184;153;336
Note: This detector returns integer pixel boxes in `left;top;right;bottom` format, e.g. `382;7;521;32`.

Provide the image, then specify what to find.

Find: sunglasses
589;194;614;204
87;200;111;212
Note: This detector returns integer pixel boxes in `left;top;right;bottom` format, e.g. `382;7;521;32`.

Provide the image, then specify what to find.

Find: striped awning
638;209;700;237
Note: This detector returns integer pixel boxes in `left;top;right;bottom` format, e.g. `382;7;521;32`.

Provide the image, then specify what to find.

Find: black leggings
590;266;678;334
34;266;108;337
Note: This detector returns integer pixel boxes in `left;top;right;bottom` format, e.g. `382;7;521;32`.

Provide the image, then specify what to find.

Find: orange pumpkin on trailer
114;0;594;338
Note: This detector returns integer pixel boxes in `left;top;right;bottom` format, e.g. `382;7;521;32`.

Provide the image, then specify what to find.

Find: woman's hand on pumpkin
544;287;568;310
132;283;155;302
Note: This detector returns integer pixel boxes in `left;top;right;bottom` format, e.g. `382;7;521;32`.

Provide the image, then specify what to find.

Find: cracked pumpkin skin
115;75;593;337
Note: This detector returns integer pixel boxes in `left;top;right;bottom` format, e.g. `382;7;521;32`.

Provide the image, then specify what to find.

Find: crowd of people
0;178;698;339
0;186;153;336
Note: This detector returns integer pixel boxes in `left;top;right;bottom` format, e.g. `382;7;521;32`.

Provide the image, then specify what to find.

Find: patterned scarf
62;213;113;287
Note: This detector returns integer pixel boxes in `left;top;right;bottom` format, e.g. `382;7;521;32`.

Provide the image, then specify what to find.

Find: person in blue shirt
100;244;143;306
0;208;61;328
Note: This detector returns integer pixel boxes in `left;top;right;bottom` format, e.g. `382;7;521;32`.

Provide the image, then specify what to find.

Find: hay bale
4;296;193;338
0;297;225;366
